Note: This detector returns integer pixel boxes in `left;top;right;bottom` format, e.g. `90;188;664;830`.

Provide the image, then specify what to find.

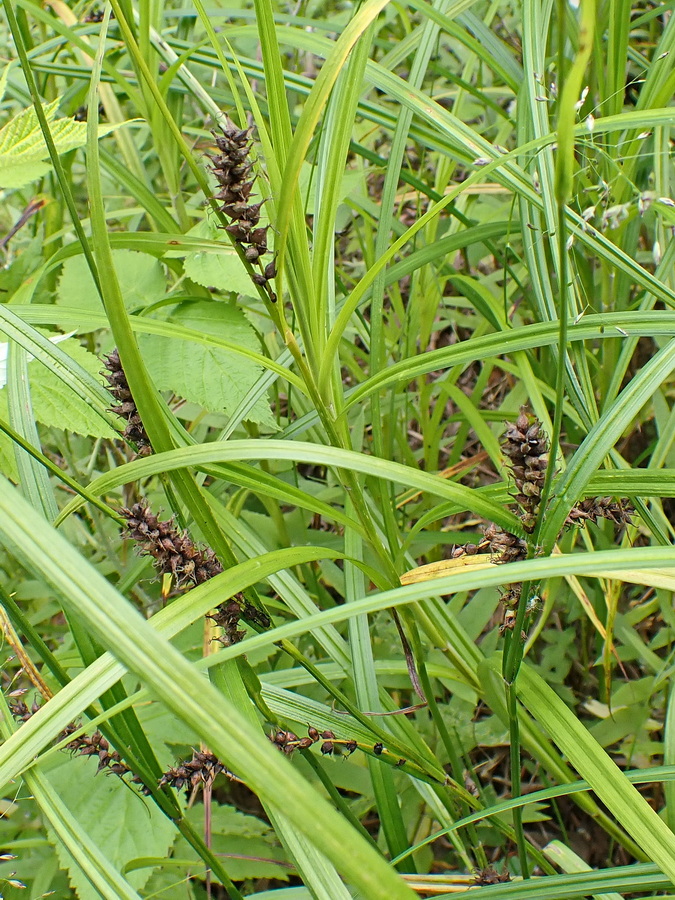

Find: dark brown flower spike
9;701;154;789
468;408;632;634
502;407;549;533
565;496;633;528
484;522;528;565
267;726;363;758
84;7;114;22
102;348;153;457
120;500;271;646
60;724;131;777
120;501;224;590
159;750;234;796
207;598;246;646
474;865;511;885
210;124;277;302
8;697;41;723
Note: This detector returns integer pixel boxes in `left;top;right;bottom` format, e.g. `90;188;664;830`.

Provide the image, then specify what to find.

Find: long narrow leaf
0;475;416;900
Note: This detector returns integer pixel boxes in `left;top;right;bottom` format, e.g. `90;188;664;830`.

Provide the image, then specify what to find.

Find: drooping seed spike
120;501;223;591
207;120;276;298
101;348;152;456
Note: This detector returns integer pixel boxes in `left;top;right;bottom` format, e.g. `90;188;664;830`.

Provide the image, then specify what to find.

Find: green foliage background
0;0;674;896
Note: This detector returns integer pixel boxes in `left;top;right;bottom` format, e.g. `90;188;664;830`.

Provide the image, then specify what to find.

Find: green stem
301;750;379;850
535;202;570;535
538;0;596;535
175;817;245;900
0;418;121;524
284;333;400;585
1;0;102;297
502;579;534;877
507;682;529;877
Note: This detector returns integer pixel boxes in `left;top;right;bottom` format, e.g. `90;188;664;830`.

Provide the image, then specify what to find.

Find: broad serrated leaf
0;336;118;439
0;434;19;482
0;159;52;188
57;250;166;313
135;701;199;769
141;300;276;428
28;338;118;438
139;867;192;900
0;99;121;189
0;99;59;157
170;803;290;883
45;754;175;899
138;801;290;898
178;217;258;297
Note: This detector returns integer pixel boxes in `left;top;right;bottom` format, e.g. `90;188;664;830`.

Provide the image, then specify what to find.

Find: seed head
159;751;231;795
502;408;549;530
474;866;511;885
565;496;633;528
9;697;42;722
120;501;223;591
102;349;153;457
208;123;277;303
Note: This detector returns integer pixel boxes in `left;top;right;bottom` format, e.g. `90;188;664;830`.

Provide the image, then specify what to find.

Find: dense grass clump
0;0;674;897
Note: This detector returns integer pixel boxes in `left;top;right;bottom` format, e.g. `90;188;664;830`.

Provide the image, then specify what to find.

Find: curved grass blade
540;338;675;549
56;439;525;535
0;476;416;900
512;659;675;881
392;763;675;864
273;0;390;293
6;345;58;520
14;304;306;393
0;695;141;898
345;311;675;410
0;303;117;433
0;546;345;786
407;865;670;899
